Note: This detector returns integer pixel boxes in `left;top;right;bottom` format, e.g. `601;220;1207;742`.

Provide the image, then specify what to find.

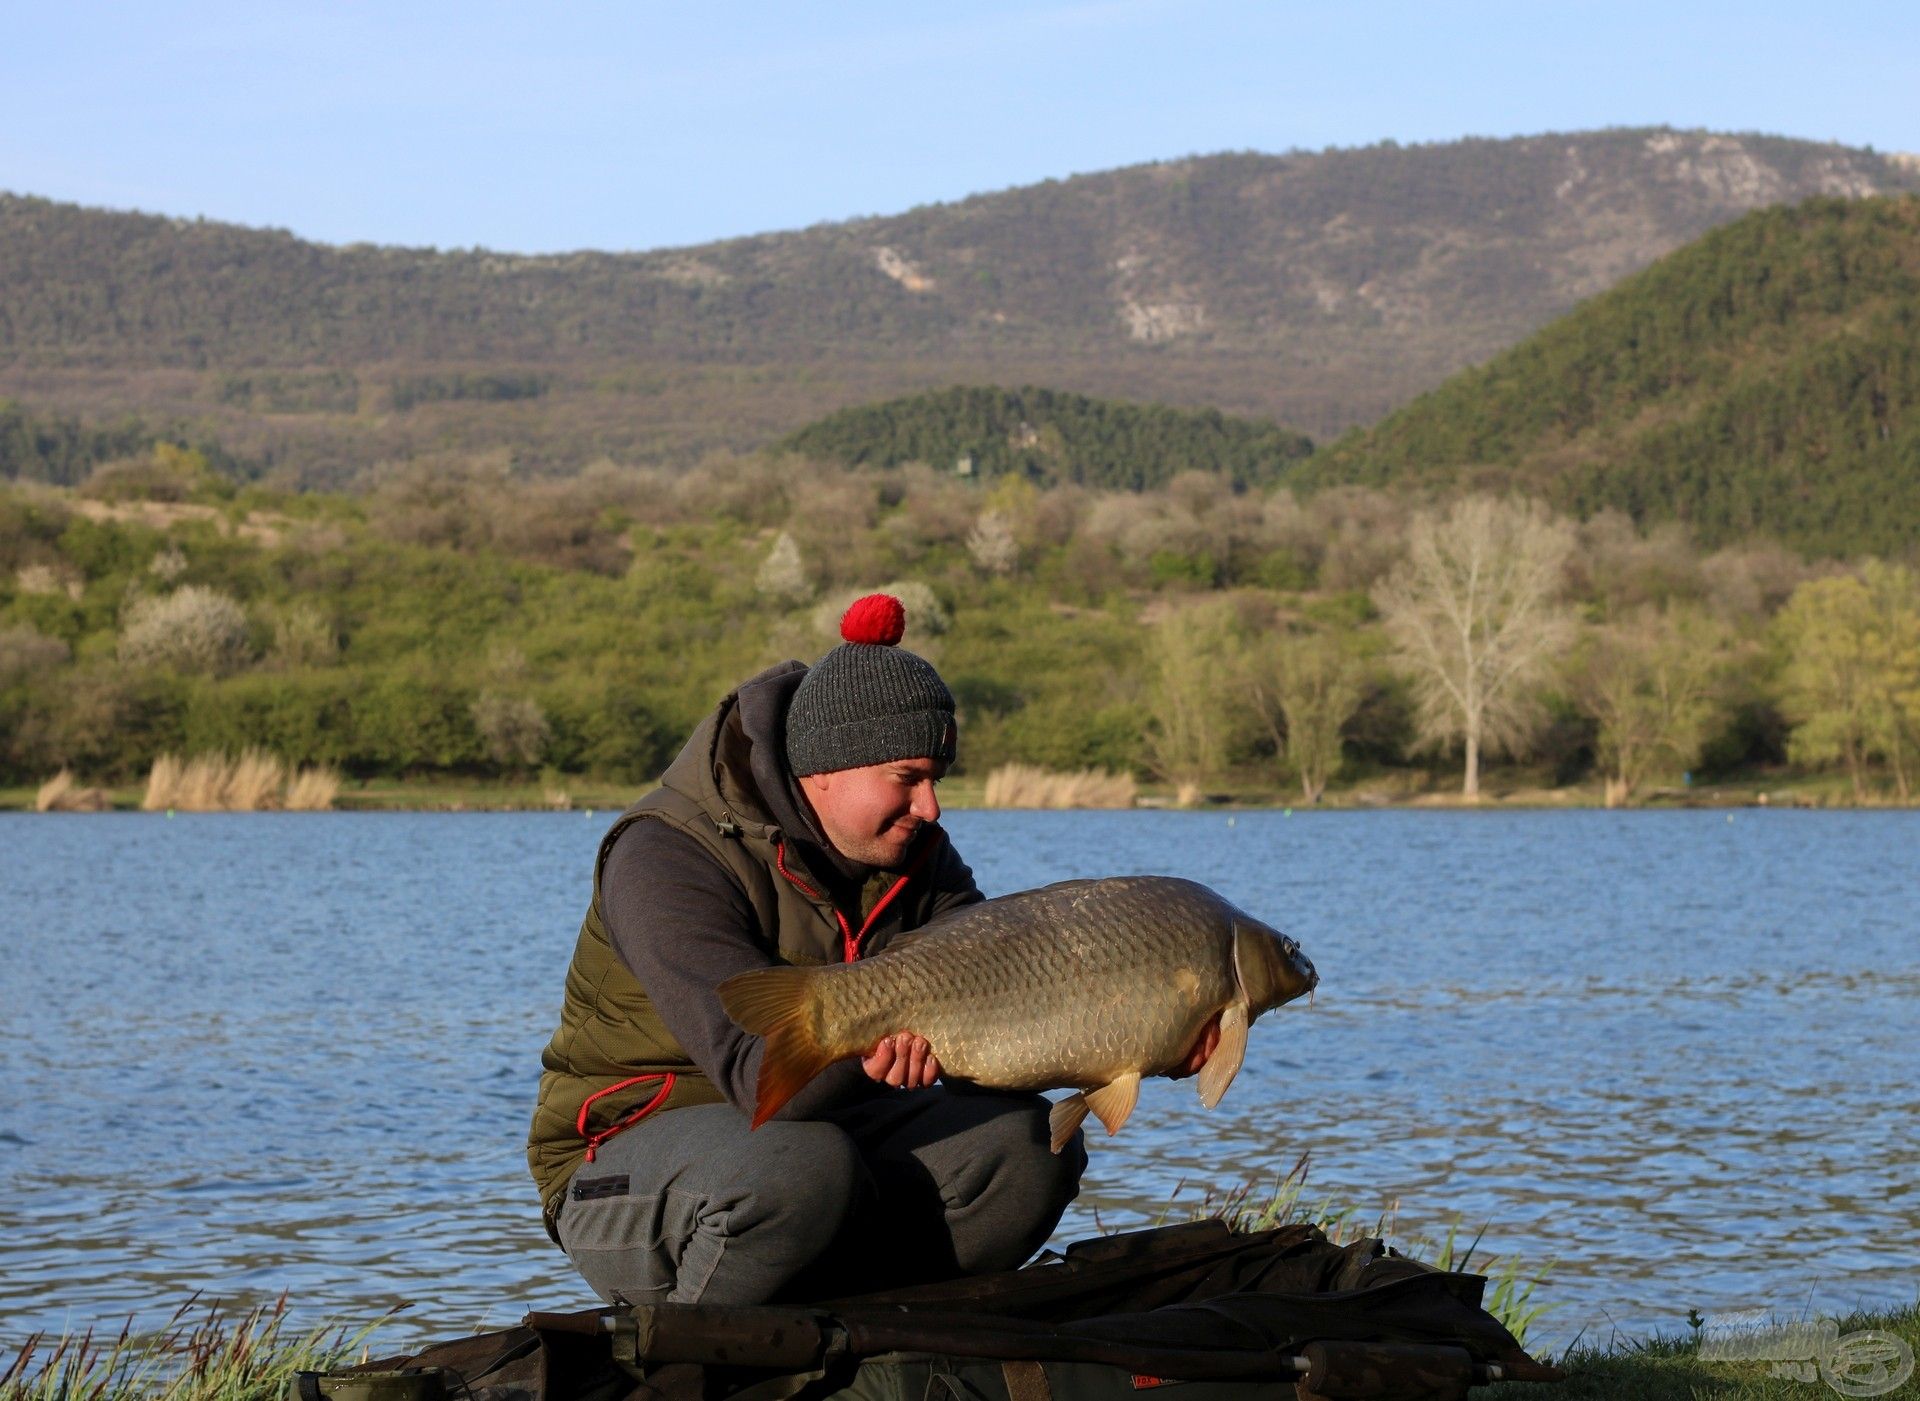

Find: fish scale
719;875;1318;1145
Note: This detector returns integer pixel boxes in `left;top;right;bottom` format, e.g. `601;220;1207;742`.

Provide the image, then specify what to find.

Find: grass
1490;1301;1920;1399
4;1229;1911;1400
0;1294;388;1401
1163;1152;1559;1351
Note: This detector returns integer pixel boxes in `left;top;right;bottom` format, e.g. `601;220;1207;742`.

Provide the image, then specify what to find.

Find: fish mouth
1281;934;1318;994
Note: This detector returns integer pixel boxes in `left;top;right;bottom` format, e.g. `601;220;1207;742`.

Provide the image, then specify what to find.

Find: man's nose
910;780;940;823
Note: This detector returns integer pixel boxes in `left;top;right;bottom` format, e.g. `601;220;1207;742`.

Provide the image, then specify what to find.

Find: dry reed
284;766;341;811
142;754;184;811
982;763;1136;810
144;751;330;811
34;769;73;812
172;754;235;811
225;749;285;811
33;770;112;812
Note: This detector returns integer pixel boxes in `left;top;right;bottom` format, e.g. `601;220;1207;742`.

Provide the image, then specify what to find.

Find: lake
1;809;1915;1351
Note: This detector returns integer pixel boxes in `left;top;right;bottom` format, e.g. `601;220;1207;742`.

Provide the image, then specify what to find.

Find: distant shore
5;771;1913;814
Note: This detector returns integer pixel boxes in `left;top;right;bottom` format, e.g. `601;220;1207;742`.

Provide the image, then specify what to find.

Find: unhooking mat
306;1221;1563;1401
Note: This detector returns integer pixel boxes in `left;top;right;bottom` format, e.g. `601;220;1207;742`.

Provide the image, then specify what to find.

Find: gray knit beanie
785;593;957;778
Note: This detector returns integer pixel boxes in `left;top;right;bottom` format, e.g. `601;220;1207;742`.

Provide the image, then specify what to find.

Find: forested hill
2;129;1916;482
780;386;1314;490
1298;196;1920;555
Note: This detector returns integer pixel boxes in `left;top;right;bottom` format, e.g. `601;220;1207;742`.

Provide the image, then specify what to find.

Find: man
528;594;1087;1307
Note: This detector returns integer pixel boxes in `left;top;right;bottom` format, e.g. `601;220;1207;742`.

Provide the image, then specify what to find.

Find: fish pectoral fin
1048;1094;1091;1154
1195;1000;1248;1110
1083;1071;1142;1137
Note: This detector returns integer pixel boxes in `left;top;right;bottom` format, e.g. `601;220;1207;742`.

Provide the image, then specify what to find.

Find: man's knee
928;1092;1086;1273
965;1093;1087;1206
559;1115;867;1305
722;1119;867;1238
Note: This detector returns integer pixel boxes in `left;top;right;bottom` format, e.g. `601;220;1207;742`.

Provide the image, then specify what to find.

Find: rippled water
2;809;1916;1350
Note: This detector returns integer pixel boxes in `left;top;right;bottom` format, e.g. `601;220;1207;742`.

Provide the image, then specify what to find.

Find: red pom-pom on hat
840;593;906;646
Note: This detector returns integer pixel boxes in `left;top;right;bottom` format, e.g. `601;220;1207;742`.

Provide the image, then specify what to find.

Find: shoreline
5;773;1914;814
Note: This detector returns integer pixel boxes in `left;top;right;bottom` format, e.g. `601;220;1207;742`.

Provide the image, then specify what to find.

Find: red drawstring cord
577;1072;675;1162
575;838;935;1162
775;836;937;962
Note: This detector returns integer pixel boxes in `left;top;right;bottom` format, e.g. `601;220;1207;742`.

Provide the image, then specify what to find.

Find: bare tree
1143;603;1238;804
0;624;70;687
1571;607;1727;806
1245;633;1364;803
1373;497;1574;799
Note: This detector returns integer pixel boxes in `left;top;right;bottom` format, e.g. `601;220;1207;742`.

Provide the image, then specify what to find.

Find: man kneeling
528;595;1086;1304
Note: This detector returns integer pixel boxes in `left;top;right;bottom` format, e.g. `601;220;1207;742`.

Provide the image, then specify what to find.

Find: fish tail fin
718;966;833;1129
1048;1093;1091;1154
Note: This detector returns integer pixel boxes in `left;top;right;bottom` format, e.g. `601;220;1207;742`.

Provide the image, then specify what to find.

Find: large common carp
718;875;1317;1151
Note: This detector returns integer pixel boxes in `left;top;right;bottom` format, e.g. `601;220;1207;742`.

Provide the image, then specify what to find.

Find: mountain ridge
3;127;1916;481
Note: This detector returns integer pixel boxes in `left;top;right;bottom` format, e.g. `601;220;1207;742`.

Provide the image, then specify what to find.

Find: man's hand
862;1033;941;1089
1166;1013;1222;1080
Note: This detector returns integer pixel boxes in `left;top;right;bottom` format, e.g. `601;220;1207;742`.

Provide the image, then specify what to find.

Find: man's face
799;756;945;869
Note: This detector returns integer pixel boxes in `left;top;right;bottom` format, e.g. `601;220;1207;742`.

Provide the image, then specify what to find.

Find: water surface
2;809;1915;1349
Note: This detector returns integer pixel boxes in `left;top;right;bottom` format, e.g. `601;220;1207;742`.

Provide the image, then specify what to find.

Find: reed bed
284;767;341;811
33;770;111;812
0;1293;385;1401
142;753;342;812
982;763;1136;810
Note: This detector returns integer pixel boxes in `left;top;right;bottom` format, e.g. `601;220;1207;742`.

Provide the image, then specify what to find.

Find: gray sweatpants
555;1088;1087;1306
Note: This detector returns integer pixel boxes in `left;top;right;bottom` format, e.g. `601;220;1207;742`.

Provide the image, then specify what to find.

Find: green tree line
1304;196;1920;555
6;449;1918;804
779;385;1314;491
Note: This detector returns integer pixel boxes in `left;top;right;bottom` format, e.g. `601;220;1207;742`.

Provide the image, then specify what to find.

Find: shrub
541;679;676;783
470;692;550;770
0;624;70;686
349;674;483;773
269;603;340;667
178;670;360;767
756;531;812;604
119;585;252;674
32;667;190;782
966;511;1020;575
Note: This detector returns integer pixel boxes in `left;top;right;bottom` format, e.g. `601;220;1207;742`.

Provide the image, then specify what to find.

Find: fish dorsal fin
1083;1071;1141;1136
1048;1094;1090;1153
1196;1000;1248;1110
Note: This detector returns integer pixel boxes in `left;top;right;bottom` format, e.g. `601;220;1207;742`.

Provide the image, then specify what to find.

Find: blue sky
2;1;1915;254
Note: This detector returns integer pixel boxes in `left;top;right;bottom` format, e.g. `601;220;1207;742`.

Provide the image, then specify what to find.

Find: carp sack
718;875;1318;1151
